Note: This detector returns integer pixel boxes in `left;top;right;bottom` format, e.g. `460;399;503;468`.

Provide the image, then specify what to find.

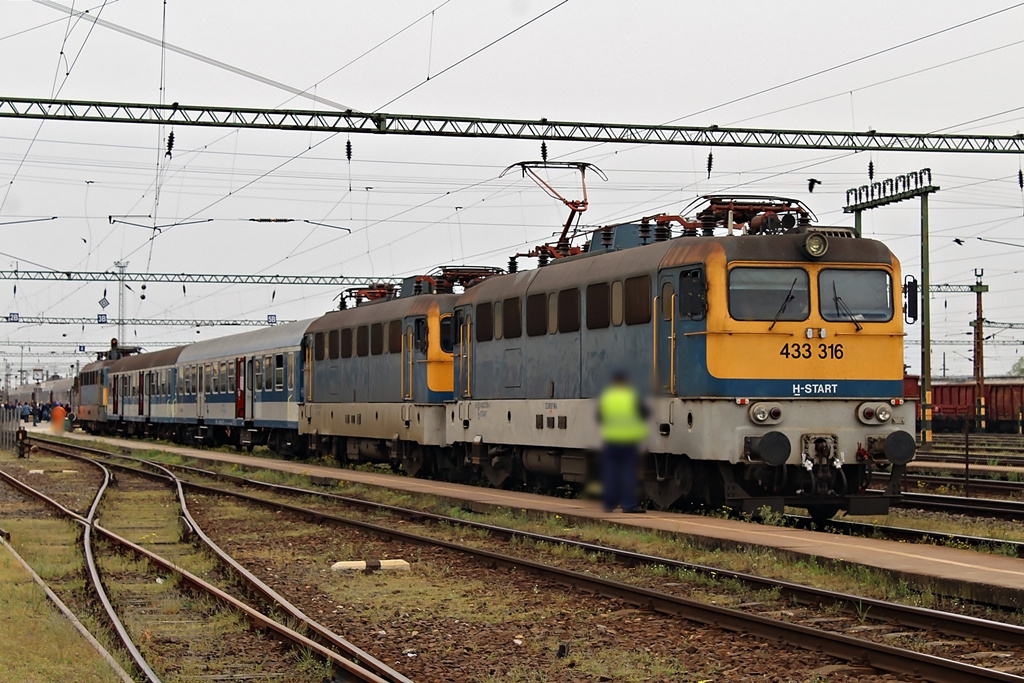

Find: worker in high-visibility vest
598;370;649;513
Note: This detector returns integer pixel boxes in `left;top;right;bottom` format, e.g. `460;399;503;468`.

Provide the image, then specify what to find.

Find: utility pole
969;270;990;431
114;260;127;344
845;169;940;444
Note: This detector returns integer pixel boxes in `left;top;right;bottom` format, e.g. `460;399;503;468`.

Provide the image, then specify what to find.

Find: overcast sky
2;0;1023;381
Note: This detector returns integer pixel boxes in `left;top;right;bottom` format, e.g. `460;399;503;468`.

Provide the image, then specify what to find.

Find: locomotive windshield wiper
768;277;798;331
832;281;863;331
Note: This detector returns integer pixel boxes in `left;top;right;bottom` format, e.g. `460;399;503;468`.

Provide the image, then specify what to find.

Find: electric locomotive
448;196;915;519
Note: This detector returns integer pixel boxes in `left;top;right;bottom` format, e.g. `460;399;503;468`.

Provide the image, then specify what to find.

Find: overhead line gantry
0;270;400;286
1;97;1022;153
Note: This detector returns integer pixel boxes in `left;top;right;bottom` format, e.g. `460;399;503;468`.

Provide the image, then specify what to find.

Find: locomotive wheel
644;455;694;510
401;446;426;478
806;504;841;526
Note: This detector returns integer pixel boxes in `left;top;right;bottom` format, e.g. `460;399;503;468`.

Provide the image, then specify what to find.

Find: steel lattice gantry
3;316;287;327
2;97;1024;153
0;270;401;286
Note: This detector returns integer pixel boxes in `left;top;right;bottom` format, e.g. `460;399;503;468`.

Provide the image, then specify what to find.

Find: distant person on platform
598;370;649;513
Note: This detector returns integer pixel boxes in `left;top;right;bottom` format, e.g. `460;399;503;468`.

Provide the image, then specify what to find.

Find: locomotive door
655;273;678;395
402;322;414;402
235;358;246;420
458;310;472;398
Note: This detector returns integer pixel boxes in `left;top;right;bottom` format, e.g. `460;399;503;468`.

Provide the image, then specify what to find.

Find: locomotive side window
818;269;893;322
440;314;453;353
547;292;558;334
476;302;493;342
357;326;369;357
341;328;353;358
728;267;809;321
624;275;651;325
526;294;546;337
503;297;522;338
328;330;340;360
493;301;503;340
314;332;326;361
611;280;624;326
679;268;707;320
388;319;402;352
371;323;384;355
558;288;581;333
586;282;610;329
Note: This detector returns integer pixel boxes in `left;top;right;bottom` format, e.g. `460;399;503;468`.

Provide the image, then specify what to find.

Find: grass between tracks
0;514;132;683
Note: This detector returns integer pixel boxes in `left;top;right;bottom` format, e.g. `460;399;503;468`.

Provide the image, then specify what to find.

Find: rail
31;436;1024;680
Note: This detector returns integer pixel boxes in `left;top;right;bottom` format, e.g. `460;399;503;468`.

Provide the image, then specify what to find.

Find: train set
56;195;919;520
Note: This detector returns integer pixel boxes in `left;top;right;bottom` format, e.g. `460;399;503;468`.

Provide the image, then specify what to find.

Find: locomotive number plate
778;342;844;360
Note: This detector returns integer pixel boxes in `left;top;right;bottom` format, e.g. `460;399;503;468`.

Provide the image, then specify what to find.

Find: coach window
558;288;580;333
227;363;236;394
314;332;326;361
221;361;229;393
275;354;285;390
547;292;558;334
357;326;369;357
371;323;384;355
526;293;546;337
264;356;273;390
503;297;522;338
254;359;263;391
818;269;893;322
476;302;493;342
341;328;353;358
586;282;610;329
288;354;295;391
205;364;213;394
624;275;652;325
328;330;340;360
388;319;402;353
679;268;708;320
211;364;219;394
729;267;809;322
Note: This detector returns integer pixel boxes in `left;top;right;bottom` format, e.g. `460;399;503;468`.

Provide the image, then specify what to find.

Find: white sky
2;0;1023;381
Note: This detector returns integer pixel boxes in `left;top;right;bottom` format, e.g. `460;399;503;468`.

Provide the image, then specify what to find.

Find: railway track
25;436;1024;682
920;434;1024;459
1;441;409;683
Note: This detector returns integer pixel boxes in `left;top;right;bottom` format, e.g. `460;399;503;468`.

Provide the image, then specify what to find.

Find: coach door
245;358;255;420
235;358;246;420
196;365;205;418
112;374;119;415
139;371;146;416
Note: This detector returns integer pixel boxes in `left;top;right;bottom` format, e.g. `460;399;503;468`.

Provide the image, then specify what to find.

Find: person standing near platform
598;370;649;513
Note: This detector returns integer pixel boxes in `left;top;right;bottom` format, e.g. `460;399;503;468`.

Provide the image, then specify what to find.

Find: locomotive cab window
679;268;707;320
728;267;809;322
440;314;454;353
819;269;893;322
414;317;428;353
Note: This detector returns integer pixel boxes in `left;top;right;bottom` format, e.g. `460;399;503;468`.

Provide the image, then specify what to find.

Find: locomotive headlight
802;232;829;259
752;405;770;422
876;405;892;422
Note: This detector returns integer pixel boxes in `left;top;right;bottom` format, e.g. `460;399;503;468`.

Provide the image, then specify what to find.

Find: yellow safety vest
599;385;648;445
